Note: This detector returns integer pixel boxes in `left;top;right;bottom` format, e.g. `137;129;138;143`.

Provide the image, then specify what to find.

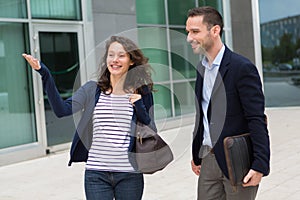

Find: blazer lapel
195;61;205;98
208;47;231;146
211;46;231;98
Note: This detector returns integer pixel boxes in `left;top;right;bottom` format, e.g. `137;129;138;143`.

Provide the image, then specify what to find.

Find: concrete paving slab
1;108;300;199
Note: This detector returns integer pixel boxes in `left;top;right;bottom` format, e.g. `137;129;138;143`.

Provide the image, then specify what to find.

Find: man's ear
212;25;221;37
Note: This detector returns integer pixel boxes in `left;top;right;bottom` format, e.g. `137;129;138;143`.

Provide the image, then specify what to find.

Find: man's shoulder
223;48;255;72
225;48;252;64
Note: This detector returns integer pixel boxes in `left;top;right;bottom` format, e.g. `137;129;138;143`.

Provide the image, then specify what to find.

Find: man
186;6;270;200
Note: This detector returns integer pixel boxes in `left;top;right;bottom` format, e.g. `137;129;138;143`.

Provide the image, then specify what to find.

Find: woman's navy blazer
37;63;155;166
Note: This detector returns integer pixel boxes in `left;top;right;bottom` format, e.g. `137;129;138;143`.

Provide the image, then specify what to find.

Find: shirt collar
202;45;225;70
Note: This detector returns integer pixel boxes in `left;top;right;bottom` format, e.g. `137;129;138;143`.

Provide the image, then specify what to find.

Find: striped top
85;92;135;172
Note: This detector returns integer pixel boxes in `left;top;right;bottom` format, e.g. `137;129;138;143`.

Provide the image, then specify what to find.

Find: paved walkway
1;109;300;199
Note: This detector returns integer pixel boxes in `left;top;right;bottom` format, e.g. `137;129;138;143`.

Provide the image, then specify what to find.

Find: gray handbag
132;122;174;174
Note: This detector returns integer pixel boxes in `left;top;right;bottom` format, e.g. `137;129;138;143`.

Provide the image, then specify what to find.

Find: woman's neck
110;75;126;95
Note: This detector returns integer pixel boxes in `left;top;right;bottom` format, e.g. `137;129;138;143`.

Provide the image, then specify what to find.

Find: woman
23;36;155;200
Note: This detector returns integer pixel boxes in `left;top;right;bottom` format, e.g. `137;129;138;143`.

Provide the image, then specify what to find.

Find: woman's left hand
129;94;141;104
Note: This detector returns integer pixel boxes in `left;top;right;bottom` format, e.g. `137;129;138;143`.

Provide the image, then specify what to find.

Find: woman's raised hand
22;53;41;70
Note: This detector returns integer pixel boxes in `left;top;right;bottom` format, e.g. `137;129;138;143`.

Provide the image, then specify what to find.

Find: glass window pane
174;81;195;116
0;23;37;149
153;84;172;120
136;0;165;24
0;0;27;18
143;49;169;82
170;28;198;80
259;0;300;107
168;0;195;25
198;0;223;15
31;0;81;20
138;27;169;82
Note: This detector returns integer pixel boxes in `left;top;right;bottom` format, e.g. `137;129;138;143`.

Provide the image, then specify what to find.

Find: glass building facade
135;0;223;120
0;0;94;165
0;2;33;150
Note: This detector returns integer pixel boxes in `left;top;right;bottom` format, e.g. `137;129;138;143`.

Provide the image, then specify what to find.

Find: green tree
272;33;295;63
296;38;300;57
262;45;272;62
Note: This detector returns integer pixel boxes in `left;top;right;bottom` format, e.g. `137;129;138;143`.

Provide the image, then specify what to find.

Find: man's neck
206;41;224;66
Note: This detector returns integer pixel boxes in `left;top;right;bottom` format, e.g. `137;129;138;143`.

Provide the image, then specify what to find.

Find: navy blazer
192;46;270;178
37;63;155;167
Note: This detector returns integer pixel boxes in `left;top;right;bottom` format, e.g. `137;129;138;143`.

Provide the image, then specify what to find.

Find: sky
259;0;300;23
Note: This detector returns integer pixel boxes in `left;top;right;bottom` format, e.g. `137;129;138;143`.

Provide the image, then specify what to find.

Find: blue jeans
84;170;144;200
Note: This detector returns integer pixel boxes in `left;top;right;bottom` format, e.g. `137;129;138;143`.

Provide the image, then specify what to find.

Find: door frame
31;23;86;153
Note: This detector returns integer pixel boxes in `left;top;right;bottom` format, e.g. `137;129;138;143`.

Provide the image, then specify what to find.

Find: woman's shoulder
84;80;97;86
140;84;153;94
80;80;98;92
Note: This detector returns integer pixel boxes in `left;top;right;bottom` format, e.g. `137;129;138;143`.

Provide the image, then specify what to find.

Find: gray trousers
197;152;258;200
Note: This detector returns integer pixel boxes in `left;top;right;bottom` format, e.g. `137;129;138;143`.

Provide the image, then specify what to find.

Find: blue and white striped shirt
86;92;135;172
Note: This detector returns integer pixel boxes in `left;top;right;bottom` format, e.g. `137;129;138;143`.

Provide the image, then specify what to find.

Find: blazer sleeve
36;62;87;118
236;61;270;176
133;87;157;132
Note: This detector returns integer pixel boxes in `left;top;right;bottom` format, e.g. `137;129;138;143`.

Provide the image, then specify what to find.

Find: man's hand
191;160;201;176
243;169;263;187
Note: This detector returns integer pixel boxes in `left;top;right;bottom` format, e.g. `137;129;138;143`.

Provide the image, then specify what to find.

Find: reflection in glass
0;23;36;149
259;0;300;107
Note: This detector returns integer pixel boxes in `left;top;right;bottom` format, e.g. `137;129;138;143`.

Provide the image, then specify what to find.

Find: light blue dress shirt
201;45;225;147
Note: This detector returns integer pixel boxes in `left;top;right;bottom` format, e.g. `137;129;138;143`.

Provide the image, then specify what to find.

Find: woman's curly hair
97;36;154;94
